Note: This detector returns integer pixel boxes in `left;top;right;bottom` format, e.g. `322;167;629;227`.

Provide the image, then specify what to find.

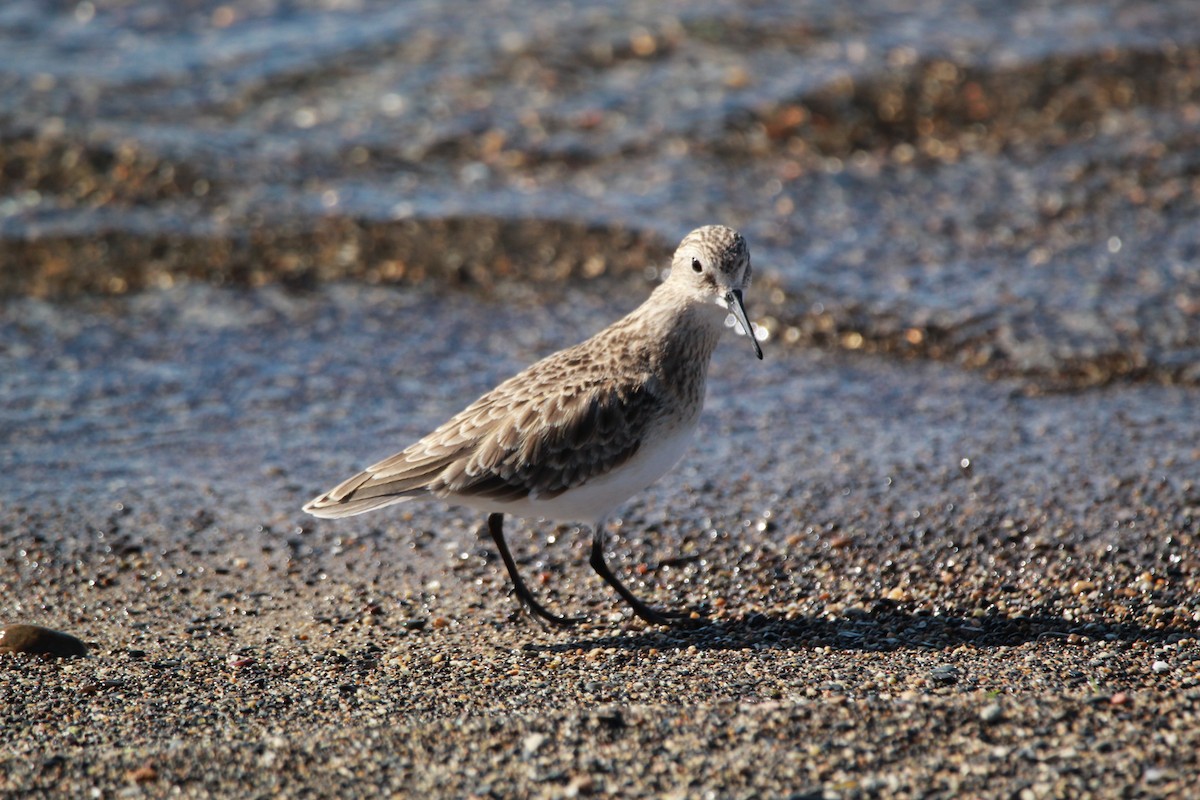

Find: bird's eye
691;258;703;273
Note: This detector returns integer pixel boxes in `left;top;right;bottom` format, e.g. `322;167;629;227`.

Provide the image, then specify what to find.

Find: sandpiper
304;225;762;626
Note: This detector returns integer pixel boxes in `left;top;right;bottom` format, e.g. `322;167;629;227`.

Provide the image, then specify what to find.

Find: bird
304;224;762;626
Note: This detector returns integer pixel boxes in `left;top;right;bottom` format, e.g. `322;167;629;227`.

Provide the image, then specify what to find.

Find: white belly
450;421;698;526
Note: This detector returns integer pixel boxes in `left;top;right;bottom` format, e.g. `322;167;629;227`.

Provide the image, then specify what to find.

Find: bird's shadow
522;606;1192;655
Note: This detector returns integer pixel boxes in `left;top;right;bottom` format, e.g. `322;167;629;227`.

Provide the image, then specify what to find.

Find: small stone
522;733;546;757
979;702;1004;723
79;679;126;696
1152;660;1169;674
1071;580;1096;594
929;664;960;685
564;774;595;797
595;710;625;729
0;624;88;657
125;763;157;784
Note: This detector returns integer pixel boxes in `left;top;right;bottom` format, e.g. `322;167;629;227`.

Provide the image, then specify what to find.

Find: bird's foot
627;600;709;629
512;591;587;628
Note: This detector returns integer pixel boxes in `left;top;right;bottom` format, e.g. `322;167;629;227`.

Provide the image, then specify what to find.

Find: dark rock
0;624;88;657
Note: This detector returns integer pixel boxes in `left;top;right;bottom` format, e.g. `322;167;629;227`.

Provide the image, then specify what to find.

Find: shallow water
2;0;1198;387
2;283;1196;543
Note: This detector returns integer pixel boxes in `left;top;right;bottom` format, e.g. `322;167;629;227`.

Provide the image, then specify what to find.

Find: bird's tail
303;492;409;518
302;470;421;518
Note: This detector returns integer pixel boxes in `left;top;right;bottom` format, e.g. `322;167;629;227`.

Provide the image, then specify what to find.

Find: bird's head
667;224;762;359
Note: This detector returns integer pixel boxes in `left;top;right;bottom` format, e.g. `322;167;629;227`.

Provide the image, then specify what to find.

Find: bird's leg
588;521;705;627
485;513;584;627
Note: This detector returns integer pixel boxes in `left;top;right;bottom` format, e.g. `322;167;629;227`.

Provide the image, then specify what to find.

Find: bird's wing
304;349;665;517
429;372;663;502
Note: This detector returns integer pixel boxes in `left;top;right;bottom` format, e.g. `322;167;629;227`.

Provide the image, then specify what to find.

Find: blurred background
2;0;1197;388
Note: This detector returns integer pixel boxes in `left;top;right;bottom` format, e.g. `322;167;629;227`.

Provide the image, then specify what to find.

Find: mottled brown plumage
305;225;761;626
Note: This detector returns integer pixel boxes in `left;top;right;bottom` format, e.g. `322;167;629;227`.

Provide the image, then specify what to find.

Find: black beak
726;289;763;360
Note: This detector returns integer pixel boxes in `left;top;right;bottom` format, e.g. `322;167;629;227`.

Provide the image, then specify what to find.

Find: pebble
124;764;158;784
979;703;1004;724
929;664;961;685
0;624;88;657
522;733;547;757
